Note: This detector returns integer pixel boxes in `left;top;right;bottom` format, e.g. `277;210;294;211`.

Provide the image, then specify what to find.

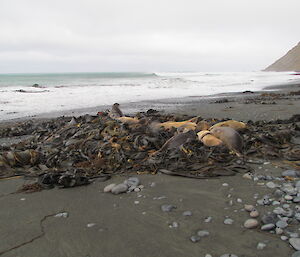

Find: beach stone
244;219;258;229
290;238;300;250
86;223;96;228
205;216;212;223
222;183;229;187
283;209;294;218
244;204;255;212
292;251;300;257
224;218;234;225
182;211;192;216
282;170;300;178
103;183;116;193
197;230;210;237
295;181;300;188
261;224;275;231
262;213;279;224
274;189;284;198
161;204;176;212
283;204;290;209
257;242;266;250
294;197;300;203
273;207;285;215
272;201;280;205
281;236;288;241
266;182;277;189
276;220;288;229
250;210;259;218
285;195;294;201
111;183;128;194
237;198;242;203
276;227;283;235
190;235;200;243
169;221;179;228
54;212;68;218
295;213;300;221
220;254;238;257
290;233;299;238
124;177;140;187
205;255;212;257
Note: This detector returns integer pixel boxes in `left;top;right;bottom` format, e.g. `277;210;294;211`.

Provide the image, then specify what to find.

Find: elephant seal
109;103;123;119
197;130;223;147
209;120;246;131
210;127;244;157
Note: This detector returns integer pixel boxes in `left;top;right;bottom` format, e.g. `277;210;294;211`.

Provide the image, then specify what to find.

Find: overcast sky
0;0;299;73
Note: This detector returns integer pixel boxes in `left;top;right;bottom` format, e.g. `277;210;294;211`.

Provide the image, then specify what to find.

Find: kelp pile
0;111;300;181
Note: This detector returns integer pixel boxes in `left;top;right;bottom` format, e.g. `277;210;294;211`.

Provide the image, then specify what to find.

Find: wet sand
0;83;300;257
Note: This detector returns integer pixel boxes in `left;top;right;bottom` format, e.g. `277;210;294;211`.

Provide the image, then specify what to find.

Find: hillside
264;42;300;72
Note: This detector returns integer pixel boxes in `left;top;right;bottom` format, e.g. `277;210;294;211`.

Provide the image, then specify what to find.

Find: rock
124;177;140;187
273;207;285;215
290;233;299;238
224;218;234;225
281;236;288;241
257;242;266;250
243;173;252;180
244;219;258;229
250;210;259;218
134;187;141;192
272;201;280;205
169;221;179;228
262;213;279;224
237;198;242;203
282;170;300;178
276;220;288;229
283;209;294;218
134;200;139;204
274;189;284;198
285;195;294;201
275;227;283;235
261;224;275;231
222;183;229;187
295;213;300;221
205;216;212;223
54;212;68;218
266;182;277;189
111;183;128;194
244;204;255;212
190;235;200;243
292;251;300;257
182;211;192;216
295;181;300;188
103;183;116;193
290;238;300;251
294;197;300;203
87;223;96;228
197;230;210;237
161;204;176;212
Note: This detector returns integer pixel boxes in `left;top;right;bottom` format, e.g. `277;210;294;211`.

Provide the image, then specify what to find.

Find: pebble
282;170;300;178
276;220;288;229
111;183;128;194
222;183;229;187
243;173;252;180
261;224;275;231
205;216;212;223
281;236;288;241
244;219;258;229
295;213;300;221
161;204;176;212
103;183;116;193
250;210;259;218
276;227;283;235
274;189;284;198
134;187;141;192
292;251;300;257
190;235;200;243
272;201;280;205
86;223;96;228
134;201;139;204
285;195;294;201
169;221;179;228
20;198;26;201
273;207;285;215
294;197;300;203
205;255;213;257
244;205;255;212
266;182;277;189
224;218;234;225
262;213;279;224
54;212;69;218
124;177;140;187
257;242;266;250
237;198;242;203
295;181;300;188
197;230;210;237
182;211;192;216
290;233;299;238
290;238;300;251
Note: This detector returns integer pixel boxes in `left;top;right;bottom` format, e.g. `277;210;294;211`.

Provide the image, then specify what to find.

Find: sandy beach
1;83;300;257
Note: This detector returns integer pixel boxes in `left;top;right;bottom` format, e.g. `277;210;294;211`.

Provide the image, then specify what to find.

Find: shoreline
1;81;300;124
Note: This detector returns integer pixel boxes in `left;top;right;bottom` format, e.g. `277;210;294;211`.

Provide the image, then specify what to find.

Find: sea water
0;71;299;121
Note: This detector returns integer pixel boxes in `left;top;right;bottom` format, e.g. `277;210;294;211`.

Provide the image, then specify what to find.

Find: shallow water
0;71;299;120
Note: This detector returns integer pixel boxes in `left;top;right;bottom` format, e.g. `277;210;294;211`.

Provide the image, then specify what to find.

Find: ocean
0;71;299;121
